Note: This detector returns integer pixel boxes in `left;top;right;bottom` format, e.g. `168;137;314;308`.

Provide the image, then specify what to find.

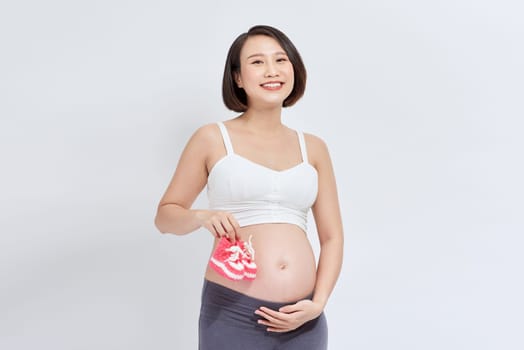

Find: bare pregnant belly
204;223;317;302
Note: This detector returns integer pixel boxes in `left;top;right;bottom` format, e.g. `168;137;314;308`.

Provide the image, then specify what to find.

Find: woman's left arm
308;134;344;310
256;135;344;332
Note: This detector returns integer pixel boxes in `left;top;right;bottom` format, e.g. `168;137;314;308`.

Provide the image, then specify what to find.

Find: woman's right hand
195;210;240;242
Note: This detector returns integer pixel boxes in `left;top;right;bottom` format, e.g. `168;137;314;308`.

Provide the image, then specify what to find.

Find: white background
1;0;523;349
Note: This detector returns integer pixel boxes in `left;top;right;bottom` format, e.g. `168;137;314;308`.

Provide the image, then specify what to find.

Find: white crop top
207;122;318;233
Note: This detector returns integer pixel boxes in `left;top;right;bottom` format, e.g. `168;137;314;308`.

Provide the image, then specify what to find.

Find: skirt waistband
202;279;312;309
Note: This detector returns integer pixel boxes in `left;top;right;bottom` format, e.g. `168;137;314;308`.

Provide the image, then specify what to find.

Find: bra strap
297;131;309;163
217;122;234;155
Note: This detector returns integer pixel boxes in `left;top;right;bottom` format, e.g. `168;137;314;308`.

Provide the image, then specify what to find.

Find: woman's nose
264;61;279;77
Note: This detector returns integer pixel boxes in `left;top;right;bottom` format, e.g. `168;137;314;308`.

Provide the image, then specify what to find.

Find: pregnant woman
155;25;344;350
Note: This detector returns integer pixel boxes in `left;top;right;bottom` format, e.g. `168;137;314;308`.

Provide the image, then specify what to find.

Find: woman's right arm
155;125;210;235
154;125;240;240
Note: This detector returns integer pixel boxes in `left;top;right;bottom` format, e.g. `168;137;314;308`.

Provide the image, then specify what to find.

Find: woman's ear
234;72;243;88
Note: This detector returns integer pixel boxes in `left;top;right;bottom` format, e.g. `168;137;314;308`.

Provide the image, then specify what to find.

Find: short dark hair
222;25;307;112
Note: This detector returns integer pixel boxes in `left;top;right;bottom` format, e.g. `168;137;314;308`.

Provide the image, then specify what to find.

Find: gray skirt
199;279;328;350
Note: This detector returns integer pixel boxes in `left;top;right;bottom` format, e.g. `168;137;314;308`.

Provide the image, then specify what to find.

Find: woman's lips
260;82;284;90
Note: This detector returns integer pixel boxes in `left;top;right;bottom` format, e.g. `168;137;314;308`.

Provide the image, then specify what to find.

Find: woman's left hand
255;299;323;332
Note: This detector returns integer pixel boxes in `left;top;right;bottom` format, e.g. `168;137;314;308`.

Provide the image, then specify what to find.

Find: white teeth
262;83;281;88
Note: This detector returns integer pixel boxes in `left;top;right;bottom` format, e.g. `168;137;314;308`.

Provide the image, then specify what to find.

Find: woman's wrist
311;296;328;310
192;209;211;226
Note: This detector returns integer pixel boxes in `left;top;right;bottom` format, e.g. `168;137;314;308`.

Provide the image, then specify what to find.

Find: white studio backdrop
1;0;523;349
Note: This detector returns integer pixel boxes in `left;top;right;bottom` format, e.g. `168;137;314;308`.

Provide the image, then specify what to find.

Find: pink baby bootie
209;235;257;281
241;236;257;280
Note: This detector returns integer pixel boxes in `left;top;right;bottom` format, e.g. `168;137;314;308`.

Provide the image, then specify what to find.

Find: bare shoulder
173;123;223;168
303;132;331;165
188;123;221;148
184;122;227;171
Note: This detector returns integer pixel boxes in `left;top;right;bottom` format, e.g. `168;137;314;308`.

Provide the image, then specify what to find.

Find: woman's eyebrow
246;51;288;59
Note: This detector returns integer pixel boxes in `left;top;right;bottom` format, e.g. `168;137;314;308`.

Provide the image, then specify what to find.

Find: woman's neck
239;107;284;136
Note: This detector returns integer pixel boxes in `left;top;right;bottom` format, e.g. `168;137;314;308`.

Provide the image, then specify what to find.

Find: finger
212;220;227;239
221;220;236;243
202;222;218;238
258;307;290;321
228;215;241;241
205;222;220;238
279;303;300;313
256;309;289;324
257;318;288;329
257;318;294;333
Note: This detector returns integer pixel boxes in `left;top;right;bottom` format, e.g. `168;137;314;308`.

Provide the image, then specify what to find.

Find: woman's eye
251;60;263;65
277;57;288;62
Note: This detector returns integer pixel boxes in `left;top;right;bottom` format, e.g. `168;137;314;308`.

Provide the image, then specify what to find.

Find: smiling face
235;35;295;110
